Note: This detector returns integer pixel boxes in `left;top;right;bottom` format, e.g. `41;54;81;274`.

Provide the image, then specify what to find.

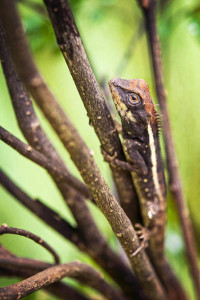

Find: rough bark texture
0;17;166;300
0;245;89;300
0;18;142;299
0;260;125;300
0;0;140;225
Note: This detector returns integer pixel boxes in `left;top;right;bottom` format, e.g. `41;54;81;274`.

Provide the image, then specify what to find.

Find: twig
137;0;200;298
0;261;126;300
0;126;91;200
0;224;60;264
0;19;139;298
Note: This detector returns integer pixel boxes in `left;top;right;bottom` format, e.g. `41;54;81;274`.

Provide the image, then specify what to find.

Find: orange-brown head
109;78;157;138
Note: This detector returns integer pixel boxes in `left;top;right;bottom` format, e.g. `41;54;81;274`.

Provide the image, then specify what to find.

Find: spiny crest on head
109;77;160;125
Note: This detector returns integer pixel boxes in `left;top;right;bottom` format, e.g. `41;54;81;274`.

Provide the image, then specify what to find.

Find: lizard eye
127;93;141;106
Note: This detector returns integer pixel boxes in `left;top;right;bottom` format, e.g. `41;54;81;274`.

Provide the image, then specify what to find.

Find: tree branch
137;0;200;298
0;18;165;300
0;261;125;300
0;19;141;299
0;2;166;297
0;224;60;264
0;246;99;300
0;0;140;225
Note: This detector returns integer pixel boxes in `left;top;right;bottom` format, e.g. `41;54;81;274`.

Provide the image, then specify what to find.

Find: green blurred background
1;0;200;299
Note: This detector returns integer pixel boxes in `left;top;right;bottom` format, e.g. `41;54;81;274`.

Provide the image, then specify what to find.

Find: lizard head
109;78;157;138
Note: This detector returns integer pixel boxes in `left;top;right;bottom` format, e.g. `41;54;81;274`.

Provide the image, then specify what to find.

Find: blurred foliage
1;0;200;299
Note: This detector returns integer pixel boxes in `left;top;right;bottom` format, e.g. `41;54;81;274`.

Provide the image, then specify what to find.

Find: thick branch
1;6;166;300
0;126;91;200
0;13;147;298
0;261;125;300
0;0;140;224
0;4;101;263
0;20;140;298
137;0;200;298
0;224;60;264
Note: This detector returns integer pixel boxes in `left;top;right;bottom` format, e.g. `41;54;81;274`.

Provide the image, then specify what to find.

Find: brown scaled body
109;78;188;300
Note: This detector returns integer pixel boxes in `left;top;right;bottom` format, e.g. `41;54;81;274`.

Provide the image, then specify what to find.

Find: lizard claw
101;147;118;163
131;223;150;256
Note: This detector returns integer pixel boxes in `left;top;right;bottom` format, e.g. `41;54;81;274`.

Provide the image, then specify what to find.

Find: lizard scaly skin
109;78;188;300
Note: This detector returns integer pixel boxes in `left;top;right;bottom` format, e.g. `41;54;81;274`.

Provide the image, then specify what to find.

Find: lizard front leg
101;138;148;175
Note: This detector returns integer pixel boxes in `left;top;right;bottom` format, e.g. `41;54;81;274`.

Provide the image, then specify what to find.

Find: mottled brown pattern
109;77;188;300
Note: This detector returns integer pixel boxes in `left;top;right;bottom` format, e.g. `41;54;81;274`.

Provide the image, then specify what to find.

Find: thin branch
0;257;51;272
0;3;99;256
137;0;200;298
0;9;144;298
0;224;60;264
1;0;140;225
0;261;126;300
0;125;91;200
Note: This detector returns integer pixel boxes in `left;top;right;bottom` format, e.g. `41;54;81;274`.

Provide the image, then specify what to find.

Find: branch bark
0;245;89;300
0;18;165;300
0;0;140;225
0;261;125;300
0;19;141;299
137;0;200;298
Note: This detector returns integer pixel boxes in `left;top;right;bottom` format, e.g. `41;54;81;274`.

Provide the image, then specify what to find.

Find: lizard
107;78;188;300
